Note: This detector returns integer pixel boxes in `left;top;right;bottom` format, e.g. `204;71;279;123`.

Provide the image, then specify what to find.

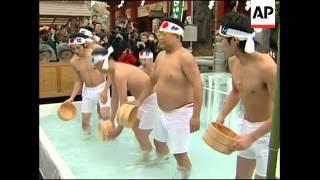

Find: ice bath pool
39;73;279;179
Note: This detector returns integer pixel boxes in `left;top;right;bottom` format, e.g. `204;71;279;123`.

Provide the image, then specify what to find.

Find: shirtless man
64;33;110;133
134;18;203;178
91;46;162;156
216;12;277;179
78;26;111;111
139;49;155;76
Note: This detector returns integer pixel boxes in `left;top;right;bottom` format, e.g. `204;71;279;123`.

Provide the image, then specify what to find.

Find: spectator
39;29;58;61
69;17;79;34
137;32;149;52
94;23;106;40
46;27;59;56
39;29;49;44
60;26;70;42
81;17;90;27
148;32;160;59
90;15;98;28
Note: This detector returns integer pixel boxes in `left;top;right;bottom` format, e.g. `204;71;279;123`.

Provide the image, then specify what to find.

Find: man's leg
132;101;158;153
98;89;111;120
173;152;192;179
165;108;193;179
151;108;169;157
154;139;169;157
132;119;153;152
236;156;256;179
82;112;92;133
99;106;111;120
254;174;265;179
81;97;94;133
97;104;102;119
174;153;191;169
253;135;270;179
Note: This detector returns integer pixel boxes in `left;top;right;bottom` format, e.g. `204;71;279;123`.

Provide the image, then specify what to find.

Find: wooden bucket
117;103;138;128
203;122;239;154
57;102;77;121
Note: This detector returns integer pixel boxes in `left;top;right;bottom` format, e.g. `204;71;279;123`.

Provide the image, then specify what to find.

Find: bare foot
173;166;191;179
83;125;92;135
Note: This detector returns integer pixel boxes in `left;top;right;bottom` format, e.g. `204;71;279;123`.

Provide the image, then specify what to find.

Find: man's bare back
71;56;105;87
154;48;194;111
231;53;276;123
112;62;152;99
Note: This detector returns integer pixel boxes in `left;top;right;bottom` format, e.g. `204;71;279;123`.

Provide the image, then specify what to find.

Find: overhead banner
170;0;184;21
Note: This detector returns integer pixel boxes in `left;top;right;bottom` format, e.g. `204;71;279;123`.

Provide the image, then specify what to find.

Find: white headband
92;46;114;70
92;54;108;65
79;28;100;42
219;25;256;53
68;37;86;45
159;21;184;37
102;46;114;70
139;51;153;59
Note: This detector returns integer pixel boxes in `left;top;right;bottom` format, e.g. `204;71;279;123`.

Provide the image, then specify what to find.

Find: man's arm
104;74;112;92
110;74;128;122
67;63;83;102
181;52;203;121
108;74;126;139
70;79;82;101
100;73;112;104
216;79;240;124
117;76;128;105
110;77;119;125
250;62;277;141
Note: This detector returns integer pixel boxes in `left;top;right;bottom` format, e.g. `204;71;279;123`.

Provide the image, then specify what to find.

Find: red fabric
175;102;194;109
118;53;137;65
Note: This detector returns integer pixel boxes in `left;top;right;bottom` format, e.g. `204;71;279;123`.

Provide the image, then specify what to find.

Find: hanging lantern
140;0;145;7
208;0;215;10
